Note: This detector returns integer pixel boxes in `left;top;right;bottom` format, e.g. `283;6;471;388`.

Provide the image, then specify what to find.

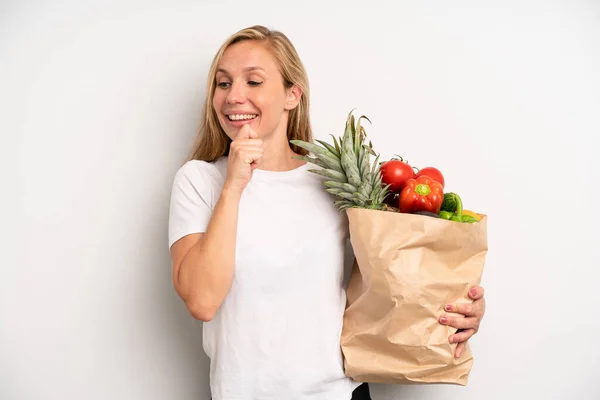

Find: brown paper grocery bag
340;208;488;386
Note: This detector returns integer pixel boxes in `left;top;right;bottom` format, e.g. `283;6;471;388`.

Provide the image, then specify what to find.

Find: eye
217;82;231;89
248;80;263;86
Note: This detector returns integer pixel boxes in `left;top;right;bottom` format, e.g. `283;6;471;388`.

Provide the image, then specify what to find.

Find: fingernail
440;317;447;324
448;335;454;343
445;304;452;311
470;288;478;297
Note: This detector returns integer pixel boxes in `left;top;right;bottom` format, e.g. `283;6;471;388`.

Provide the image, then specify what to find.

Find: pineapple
291;111;392;212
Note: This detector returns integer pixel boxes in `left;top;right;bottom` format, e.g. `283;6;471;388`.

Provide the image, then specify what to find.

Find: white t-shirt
168;156;360;400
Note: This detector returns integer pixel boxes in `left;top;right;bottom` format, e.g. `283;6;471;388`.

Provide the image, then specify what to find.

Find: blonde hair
189;25;312;162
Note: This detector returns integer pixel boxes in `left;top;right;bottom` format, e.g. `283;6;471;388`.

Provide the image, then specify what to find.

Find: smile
227;114;258;121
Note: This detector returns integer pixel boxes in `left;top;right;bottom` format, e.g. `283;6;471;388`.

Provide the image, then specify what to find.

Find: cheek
256;91;284;115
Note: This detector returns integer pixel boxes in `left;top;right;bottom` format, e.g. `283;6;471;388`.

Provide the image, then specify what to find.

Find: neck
244;115;307;171
256;131;306;172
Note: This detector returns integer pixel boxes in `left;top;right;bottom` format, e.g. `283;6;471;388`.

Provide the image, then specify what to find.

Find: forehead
217;40;279;74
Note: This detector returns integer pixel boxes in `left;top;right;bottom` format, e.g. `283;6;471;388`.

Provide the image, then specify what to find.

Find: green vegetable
439;211;478;223
461;214;479;223
439;210;458;221
438;192;477;223
441;193;459;212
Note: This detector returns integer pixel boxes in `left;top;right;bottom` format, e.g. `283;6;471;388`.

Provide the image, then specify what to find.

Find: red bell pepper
399;175;444;214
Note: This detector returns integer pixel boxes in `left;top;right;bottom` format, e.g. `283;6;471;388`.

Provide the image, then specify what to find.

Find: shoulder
174;156;228;179
172;157;228;190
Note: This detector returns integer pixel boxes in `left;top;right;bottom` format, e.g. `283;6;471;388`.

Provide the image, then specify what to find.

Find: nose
226;81;246;104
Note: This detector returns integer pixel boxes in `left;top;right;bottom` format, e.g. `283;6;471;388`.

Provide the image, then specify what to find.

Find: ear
284;84;302;111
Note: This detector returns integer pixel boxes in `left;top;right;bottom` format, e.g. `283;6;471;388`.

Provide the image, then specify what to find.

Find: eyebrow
216;66;266;74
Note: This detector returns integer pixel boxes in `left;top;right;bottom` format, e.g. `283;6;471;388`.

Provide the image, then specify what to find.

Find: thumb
237;124;257;140
247;125;258;139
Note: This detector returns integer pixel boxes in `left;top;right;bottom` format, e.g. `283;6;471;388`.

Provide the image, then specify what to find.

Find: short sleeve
168;161;214;248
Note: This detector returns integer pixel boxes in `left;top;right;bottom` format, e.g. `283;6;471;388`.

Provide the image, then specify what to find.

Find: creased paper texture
341;208;488;386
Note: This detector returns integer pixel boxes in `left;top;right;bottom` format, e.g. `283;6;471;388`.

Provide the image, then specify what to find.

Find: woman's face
212;40;300;142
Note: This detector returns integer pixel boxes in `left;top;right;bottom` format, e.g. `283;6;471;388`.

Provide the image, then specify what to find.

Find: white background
2;1;599;399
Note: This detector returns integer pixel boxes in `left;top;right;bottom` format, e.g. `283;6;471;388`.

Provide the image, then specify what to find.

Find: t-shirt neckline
251;161;311;181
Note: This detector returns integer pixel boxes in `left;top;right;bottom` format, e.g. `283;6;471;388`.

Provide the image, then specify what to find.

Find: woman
168;25;486;400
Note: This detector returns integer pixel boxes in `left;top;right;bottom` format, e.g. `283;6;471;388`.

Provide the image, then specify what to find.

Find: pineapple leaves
315;139;340;159
326;189;355;201
323;181;358;193
292;155;327;169
307;168;348;183
354;115;370;153
341;151;361;187
330;134;341;156
290;110;389;212
290;139;344;173
334;200;355;211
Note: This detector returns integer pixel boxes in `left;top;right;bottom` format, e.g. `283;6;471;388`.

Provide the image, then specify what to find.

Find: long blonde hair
189;25;312;162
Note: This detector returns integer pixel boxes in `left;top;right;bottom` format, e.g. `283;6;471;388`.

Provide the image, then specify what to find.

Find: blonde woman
168;25;486;400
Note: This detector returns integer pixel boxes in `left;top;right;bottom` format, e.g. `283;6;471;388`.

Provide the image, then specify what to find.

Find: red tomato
415;167;445;189
380;159;415;193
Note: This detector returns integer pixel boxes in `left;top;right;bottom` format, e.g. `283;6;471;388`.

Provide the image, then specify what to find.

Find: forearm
177;185;241;319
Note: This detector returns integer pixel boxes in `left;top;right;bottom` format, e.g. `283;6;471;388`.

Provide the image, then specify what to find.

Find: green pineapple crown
291;110;390;211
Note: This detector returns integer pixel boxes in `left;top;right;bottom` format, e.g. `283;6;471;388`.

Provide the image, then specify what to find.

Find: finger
446;299;485;318
232;143;264;154
240;150;263;165
236;124;257;140
469;285;485;300
230;143;264;156
454;341;466;358
230;143;263;163
439;315;479;331
250;158;262;170
247;126;258;139
444;302;475;317
449;328;476;345
236;124;251;139
234;148;264;163
234;139;263;147
248;150;262;165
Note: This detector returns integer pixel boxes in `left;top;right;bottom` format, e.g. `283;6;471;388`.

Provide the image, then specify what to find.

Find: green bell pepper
438;193;478;223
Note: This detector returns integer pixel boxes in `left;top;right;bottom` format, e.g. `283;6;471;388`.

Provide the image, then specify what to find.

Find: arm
169;124;262;321
170;185;241;321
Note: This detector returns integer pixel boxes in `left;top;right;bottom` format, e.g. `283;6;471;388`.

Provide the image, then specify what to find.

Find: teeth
228;114;257;121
